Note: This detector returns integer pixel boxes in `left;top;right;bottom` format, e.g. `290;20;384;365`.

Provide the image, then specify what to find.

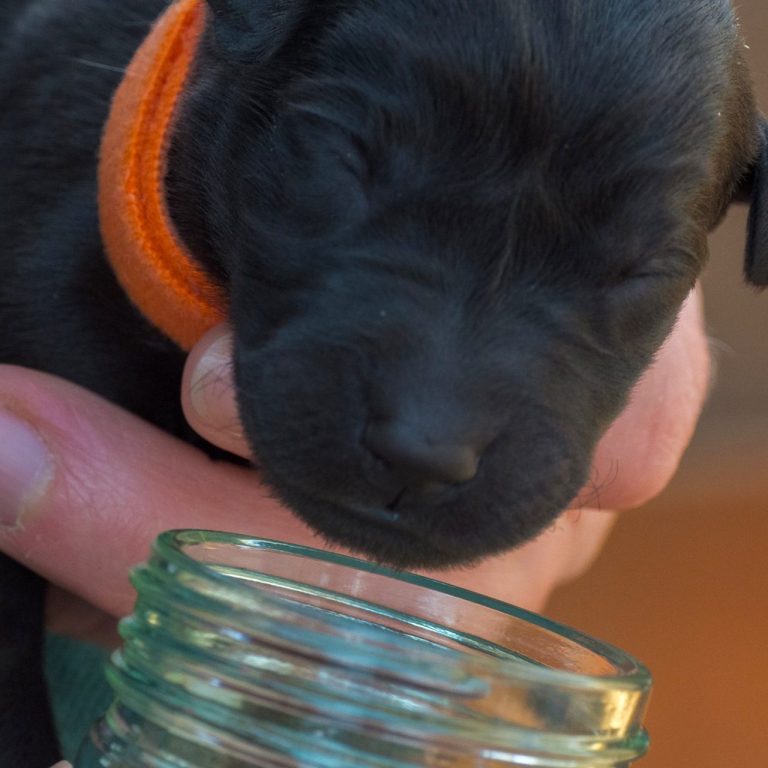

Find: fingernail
0;409;53;528
189;334;235;421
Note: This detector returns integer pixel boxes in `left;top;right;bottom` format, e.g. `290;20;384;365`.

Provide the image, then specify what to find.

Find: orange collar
99;0;227;350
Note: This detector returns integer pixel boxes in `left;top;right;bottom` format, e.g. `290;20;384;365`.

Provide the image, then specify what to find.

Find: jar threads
77;530;651;767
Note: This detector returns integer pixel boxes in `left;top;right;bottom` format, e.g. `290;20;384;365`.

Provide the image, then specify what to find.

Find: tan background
547;3;768;766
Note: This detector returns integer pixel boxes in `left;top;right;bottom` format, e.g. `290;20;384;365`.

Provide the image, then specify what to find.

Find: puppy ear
745;116;768;287
206;0;308;62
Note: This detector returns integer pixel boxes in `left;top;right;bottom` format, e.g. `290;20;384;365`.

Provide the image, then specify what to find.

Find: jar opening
171;531;645;683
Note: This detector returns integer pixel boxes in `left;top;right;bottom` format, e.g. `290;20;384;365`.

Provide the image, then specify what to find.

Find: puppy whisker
574;459;621;512
70;57;127;74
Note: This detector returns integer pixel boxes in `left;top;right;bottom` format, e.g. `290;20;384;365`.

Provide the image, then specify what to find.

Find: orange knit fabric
99;0;227;351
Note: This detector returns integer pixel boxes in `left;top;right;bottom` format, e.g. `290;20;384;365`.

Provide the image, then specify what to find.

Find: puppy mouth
328;511;470;569
309;490;500;569
345;502;404;526
336;498;445;554
269;479;481;568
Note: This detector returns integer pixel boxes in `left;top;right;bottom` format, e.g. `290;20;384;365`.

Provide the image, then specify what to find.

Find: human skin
0;287;709;649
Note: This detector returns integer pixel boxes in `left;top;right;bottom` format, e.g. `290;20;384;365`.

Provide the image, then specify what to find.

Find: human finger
0;365;324;619
181;324;245;456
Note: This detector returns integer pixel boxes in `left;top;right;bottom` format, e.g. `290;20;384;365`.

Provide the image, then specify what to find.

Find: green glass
75;530;652;767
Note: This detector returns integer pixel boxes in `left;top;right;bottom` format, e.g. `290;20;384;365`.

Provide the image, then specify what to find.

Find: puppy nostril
364;420;481;491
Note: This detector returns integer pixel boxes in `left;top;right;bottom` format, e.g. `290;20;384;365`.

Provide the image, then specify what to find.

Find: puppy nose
364;420;480;491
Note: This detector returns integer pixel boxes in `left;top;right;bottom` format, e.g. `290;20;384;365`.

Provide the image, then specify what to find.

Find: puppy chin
253;466;578;571
274;491;494;570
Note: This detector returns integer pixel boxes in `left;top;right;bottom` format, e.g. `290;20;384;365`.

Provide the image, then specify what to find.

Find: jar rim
154;529;651;694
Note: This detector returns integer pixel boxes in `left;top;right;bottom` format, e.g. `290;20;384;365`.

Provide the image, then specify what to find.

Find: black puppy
1;0;766;764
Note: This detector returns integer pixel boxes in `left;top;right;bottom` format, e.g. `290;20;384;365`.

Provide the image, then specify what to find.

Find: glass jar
75;530;652;767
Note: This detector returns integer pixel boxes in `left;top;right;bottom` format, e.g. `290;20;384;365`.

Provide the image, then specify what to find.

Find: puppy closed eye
254;142;370;238
612;265;670;284
597;261;693;347
604;253;692;289
277;128;371;231
299;163;369;227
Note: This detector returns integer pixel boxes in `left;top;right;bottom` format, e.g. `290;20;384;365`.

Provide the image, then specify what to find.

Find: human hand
0;287;709;646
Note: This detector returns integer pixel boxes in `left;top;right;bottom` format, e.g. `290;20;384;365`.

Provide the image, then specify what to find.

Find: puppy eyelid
342;134;373;183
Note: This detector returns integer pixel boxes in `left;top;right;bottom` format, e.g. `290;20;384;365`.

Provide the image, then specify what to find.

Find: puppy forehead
308;0;737;157
331;0;737;75
290;0;739;208
237;0;746;310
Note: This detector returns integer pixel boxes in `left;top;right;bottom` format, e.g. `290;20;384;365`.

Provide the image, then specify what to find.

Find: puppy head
177;0;766;568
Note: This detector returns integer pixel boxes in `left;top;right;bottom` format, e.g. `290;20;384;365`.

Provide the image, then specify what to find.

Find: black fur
0;0;766;763
747;120;768;284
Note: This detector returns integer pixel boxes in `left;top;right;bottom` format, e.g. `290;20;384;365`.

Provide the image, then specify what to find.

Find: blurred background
547;3;768;766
